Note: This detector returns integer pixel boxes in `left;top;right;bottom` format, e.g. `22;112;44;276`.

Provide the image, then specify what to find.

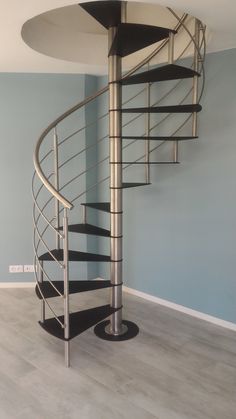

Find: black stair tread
121;104;202;113
109;23;175;57
36;280;112;300
59;223;110;237
121;64;200;85
121;136;198;141
39;249;110;262
122;182;151;189
39;305;120;341
122;161;180;164
81;202;110;213
80;1;122;29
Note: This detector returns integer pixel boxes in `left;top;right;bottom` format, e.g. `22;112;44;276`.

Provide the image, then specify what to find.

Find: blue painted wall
1;48;236;324
0;73;85;282
97;48;236;323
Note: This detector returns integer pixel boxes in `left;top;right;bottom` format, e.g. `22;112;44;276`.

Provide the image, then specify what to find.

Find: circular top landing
21;1;202;75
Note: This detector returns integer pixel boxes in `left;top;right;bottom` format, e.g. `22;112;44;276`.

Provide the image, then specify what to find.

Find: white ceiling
1;0;236;74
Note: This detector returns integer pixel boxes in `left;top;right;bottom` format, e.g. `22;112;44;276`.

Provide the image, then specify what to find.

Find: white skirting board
1;281;236;332
123;285;236;332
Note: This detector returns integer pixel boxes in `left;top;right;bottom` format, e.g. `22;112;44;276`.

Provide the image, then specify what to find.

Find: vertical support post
192;19;200;137
168;32;178;162
145;62;151;184
108;2;127;336
82;205;87;224
39;260;45;323
63;208;70;367
53;127;60;249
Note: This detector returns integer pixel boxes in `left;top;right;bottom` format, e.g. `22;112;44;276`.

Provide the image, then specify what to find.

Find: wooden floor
0;288;235;419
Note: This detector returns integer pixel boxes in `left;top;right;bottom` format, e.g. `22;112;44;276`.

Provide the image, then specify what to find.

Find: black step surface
121;136;198;141
122;161;180;165
81;202;110;213
80;1;122;29
121;64;200;85
36;280;112;300
109;23;175;57
39;249;110;262
39;304;120;340
122;182;151;189
59;223;110;237
121;104;202;113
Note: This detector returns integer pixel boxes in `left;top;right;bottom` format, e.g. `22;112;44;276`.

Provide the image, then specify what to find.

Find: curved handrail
33;12;188;209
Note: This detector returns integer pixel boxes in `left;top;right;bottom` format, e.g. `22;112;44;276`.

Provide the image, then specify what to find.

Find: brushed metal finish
39;261;45;323
145;63;151;184
192;19;200;137
108;2;127;336
53;127;60;250
63;208;70;367
168;32;175;64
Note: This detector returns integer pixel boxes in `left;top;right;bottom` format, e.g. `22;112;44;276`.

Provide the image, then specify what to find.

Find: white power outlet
9;265;23;273
24;265;35;273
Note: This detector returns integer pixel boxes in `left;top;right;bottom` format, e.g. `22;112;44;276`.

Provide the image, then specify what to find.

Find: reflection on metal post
53;127;60;249
63;208;70;367
192;19;200;137
108;1;127;337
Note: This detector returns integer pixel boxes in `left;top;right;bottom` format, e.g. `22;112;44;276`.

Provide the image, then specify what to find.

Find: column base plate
94;320;139;341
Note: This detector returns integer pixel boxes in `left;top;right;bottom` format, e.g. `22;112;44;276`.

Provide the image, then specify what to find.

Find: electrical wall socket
24;265;35;273
9;265;23;273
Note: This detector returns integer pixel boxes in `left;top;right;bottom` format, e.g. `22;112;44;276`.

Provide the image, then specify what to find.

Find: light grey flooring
0;288;235;419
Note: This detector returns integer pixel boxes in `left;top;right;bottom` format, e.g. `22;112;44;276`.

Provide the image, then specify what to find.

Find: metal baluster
145;62;151;184
168;32;178;162
63;208;70;367
39;260;45;322
53;127;60;249
82;205;87;224
192;19;200;136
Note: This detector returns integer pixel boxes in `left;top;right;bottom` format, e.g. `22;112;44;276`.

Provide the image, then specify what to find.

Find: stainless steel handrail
33;13;188;209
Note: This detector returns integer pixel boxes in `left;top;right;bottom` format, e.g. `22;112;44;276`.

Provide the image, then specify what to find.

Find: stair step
122;182;151;189
81;202;110;213
39;304;120;340
121;136;198;141
59;223;110;237
39;249;110;262
80;1;122;29
121;104;202;113
109;23;175;57
121;64;200;85
36;280;112;299
122;162;179;165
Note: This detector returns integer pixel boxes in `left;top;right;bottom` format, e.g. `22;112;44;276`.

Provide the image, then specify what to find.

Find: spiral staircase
32;0;206;367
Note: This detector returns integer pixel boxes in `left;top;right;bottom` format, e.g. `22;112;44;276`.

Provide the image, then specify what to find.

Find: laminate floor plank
0;288;235;419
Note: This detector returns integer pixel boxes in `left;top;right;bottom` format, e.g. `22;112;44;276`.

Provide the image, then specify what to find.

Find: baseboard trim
123;285;236;332
0;282;35;288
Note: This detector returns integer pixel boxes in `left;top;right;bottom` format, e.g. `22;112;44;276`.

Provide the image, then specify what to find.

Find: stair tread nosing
36;280;112;300
121;64;200;85
59;223;110;237
39;249;110;262
39;304;120;340
81;202;110;213
120;104;202;113
121;136;198;141
122;182;151;189
109;23;176;58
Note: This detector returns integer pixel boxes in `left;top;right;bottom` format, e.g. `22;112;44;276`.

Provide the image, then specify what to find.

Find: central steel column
107;24;124;336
